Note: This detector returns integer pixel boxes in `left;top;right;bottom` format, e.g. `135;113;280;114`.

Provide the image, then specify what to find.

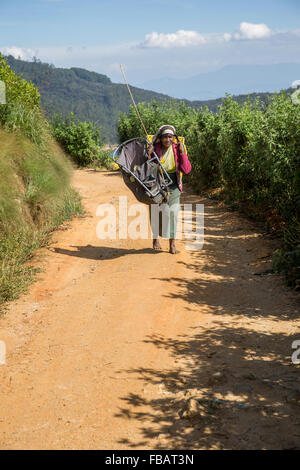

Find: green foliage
70;67;111;85
272;248;300;288
91;148;117;170
5;55;285;142
0;103;52;147
0;52;40;108
0;228;43;304
0;53;51;147
0;55;84;307
0;130;84;306
118;93;300;287
52;112;103;166
118;100;198;142
5;54;177;142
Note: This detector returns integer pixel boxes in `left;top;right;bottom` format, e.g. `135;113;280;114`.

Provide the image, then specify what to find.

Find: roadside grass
0;103;50;148
0;57;85;311
0;128;84;312
0;228;45;306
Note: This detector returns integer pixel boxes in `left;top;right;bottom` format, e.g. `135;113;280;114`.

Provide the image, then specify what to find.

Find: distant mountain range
5;55;176;141
4;56;295;142
139;63;300;100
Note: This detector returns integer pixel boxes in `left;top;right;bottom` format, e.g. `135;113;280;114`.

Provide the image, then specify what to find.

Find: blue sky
1;0;299;84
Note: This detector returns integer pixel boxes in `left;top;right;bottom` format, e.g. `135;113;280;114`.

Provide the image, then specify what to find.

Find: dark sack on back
116;139;169;205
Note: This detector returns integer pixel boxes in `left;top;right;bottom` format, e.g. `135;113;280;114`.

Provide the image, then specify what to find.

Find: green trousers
149;186;181;239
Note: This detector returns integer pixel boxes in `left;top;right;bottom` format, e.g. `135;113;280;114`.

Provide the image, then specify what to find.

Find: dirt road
0;169;299;450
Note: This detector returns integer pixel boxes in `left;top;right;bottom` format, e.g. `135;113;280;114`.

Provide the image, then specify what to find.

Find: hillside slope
5;55;175;141
0;127;83;305
5;55;292;142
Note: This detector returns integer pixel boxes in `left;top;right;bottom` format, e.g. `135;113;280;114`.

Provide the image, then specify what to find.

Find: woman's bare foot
153;239;162;250
169;239;179;254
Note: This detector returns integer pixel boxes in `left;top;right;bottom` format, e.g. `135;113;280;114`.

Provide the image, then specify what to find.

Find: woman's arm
177;143;192;175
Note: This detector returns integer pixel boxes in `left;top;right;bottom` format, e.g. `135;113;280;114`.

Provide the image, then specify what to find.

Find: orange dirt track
0;169;299;450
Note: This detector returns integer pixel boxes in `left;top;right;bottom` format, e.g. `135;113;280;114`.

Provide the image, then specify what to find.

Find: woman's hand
178;142;185;155
147;144;154;159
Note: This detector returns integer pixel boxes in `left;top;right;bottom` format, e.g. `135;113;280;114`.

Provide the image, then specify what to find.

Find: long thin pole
120;64;149;138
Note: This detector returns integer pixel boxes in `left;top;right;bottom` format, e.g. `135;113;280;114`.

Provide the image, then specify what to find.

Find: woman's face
161;133;174;148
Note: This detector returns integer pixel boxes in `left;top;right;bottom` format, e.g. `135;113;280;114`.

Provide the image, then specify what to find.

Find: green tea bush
118;93;300;287
118;100;198;142
186;107;222;189
52;112;103;166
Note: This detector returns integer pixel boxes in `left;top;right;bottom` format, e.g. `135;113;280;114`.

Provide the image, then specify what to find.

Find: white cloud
233;22;272;40
0;43;136;64
1;24;299;85
140;30;235;48
140;22;274;49
292;79;300;89
141;30;207;48
223;33;232;42
0;46;38;60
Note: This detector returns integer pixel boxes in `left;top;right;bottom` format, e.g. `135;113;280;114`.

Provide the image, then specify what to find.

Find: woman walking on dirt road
148;124;192;254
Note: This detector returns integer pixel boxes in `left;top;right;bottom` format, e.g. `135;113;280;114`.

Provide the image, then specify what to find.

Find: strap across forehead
158;125;176;135
161;129;175;136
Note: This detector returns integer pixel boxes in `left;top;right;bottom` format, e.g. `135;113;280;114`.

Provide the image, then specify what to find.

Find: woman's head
153;124;176;148
161;132;174;149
